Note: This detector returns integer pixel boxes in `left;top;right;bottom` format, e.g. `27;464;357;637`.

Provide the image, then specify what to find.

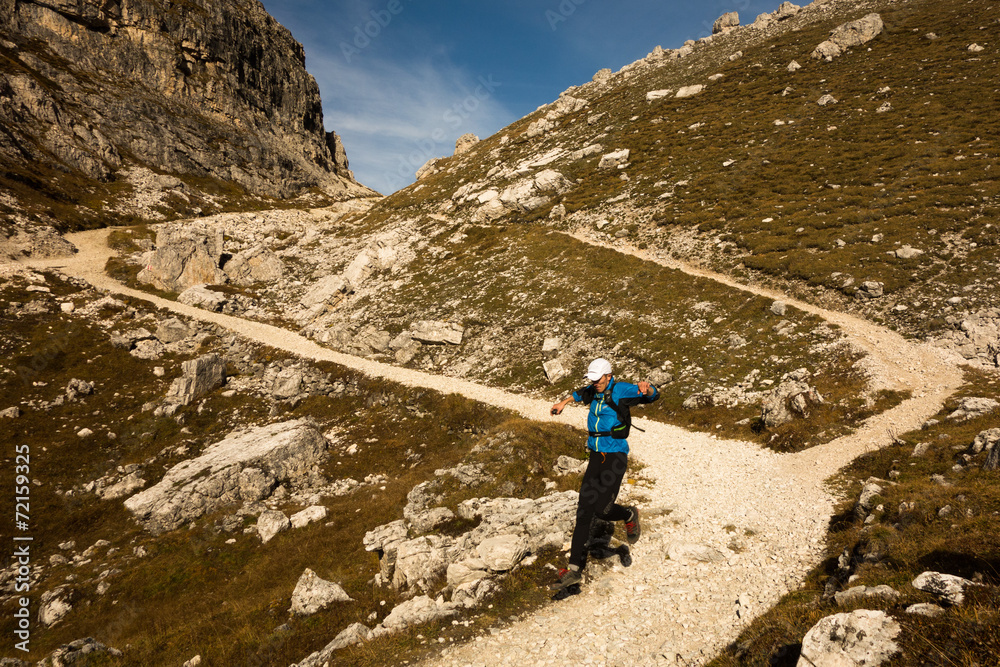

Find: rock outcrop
124;419;328;533
1;0;372;227
797;609;900;667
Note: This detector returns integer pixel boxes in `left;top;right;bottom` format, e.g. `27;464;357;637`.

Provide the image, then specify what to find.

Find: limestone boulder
797;610;900;667
713;12;739;34
300;275;352;309
124;419;327;534
372;595;458;637
476;534;529;571
454;133;479;155
761;379;824;427
156;317;191;344
165;353;226;406
138;224;226;292
912;571;978;605
257;510;291;544
812;13;884;61
289;568;352;615
410;320;464;345
222;245;284;285
178;285;227;311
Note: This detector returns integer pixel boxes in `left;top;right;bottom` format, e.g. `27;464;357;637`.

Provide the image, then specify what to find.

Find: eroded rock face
1;0;369;213
811;13;884;61
124;419;327;534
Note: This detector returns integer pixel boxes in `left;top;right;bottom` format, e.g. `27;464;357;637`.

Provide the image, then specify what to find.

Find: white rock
646;89;673;101
797;610;899;667
476;534;529;571
257;510;291;544
124;419;327;534
60;302;75;313
290;568;352;615
912;571;977;605
291;505;328;529
598;149;630;170
676;84;705;99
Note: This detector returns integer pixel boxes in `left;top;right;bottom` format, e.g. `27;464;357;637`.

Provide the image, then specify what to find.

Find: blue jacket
572;377;658;453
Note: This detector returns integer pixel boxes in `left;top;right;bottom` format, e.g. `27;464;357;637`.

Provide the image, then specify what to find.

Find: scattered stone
454;133;479;155
289;568;352;615
761;379;823;427
817;94;838;106
156;317;191;343
178;285;227;311
970;428;1000;455
812;13;884;61
300;275;352;309
834;585;900;606
373;595;458;637
676;85;705;99
543;359;568;384
130;338;166;360
77;428;93;438
290;505;328;529
2;406;22;418
60;302;75;314
37;637;123;665
770;301;788;316
947;397;998;422
410;320;464;345
855;281;884;300
553;455;587;476
165;353;227;406
223;245;284;286
968;43;984;53
775;2;800;20
124;419;327;534
598;149;630;170
38;588;73;627
912;571;978;605
476;534;528;571
257;510;291;544
905;603;946;617
797;610;900;667
713;12;739;34
788;60;802;72
646;89;673;102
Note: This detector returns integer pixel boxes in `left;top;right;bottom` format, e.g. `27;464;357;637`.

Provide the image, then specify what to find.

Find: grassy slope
0;273;587;665
375;0;999;340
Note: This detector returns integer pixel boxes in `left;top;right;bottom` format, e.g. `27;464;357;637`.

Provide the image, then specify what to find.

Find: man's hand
637;381;654;397
551;396;572;415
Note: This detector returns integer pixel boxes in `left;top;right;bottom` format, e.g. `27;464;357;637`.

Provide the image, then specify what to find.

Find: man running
549;357;658;590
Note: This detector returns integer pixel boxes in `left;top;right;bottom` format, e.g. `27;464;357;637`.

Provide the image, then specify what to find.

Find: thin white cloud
311;53;513;194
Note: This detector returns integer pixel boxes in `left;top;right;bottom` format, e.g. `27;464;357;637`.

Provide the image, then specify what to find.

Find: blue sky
259;0;787;194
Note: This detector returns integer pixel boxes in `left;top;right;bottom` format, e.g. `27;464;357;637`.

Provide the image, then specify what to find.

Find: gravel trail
19;228;963;666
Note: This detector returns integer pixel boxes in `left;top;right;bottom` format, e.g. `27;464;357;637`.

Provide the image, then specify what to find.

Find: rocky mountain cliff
0;0;373;239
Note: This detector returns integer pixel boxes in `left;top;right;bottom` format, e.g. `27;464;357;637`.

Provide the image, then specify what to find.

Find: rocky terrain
0;0;998;665
0;0;375;253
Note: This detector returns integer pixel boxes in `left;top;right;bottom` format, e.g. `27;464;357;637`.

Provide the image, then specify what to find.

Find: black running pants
568;450;630;568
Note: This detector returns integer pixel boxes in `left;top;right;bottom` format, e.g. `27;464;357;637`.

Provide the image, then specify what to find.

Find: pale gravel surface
18;228;963;666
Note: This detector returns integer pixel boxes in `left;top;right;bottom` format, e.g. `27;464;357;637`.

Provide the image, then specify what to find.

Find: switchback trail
17;228;962;666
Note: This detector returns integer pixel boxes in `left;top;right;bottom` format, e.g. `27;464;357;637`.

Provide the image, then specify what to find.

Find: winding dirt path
18;228;962;666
